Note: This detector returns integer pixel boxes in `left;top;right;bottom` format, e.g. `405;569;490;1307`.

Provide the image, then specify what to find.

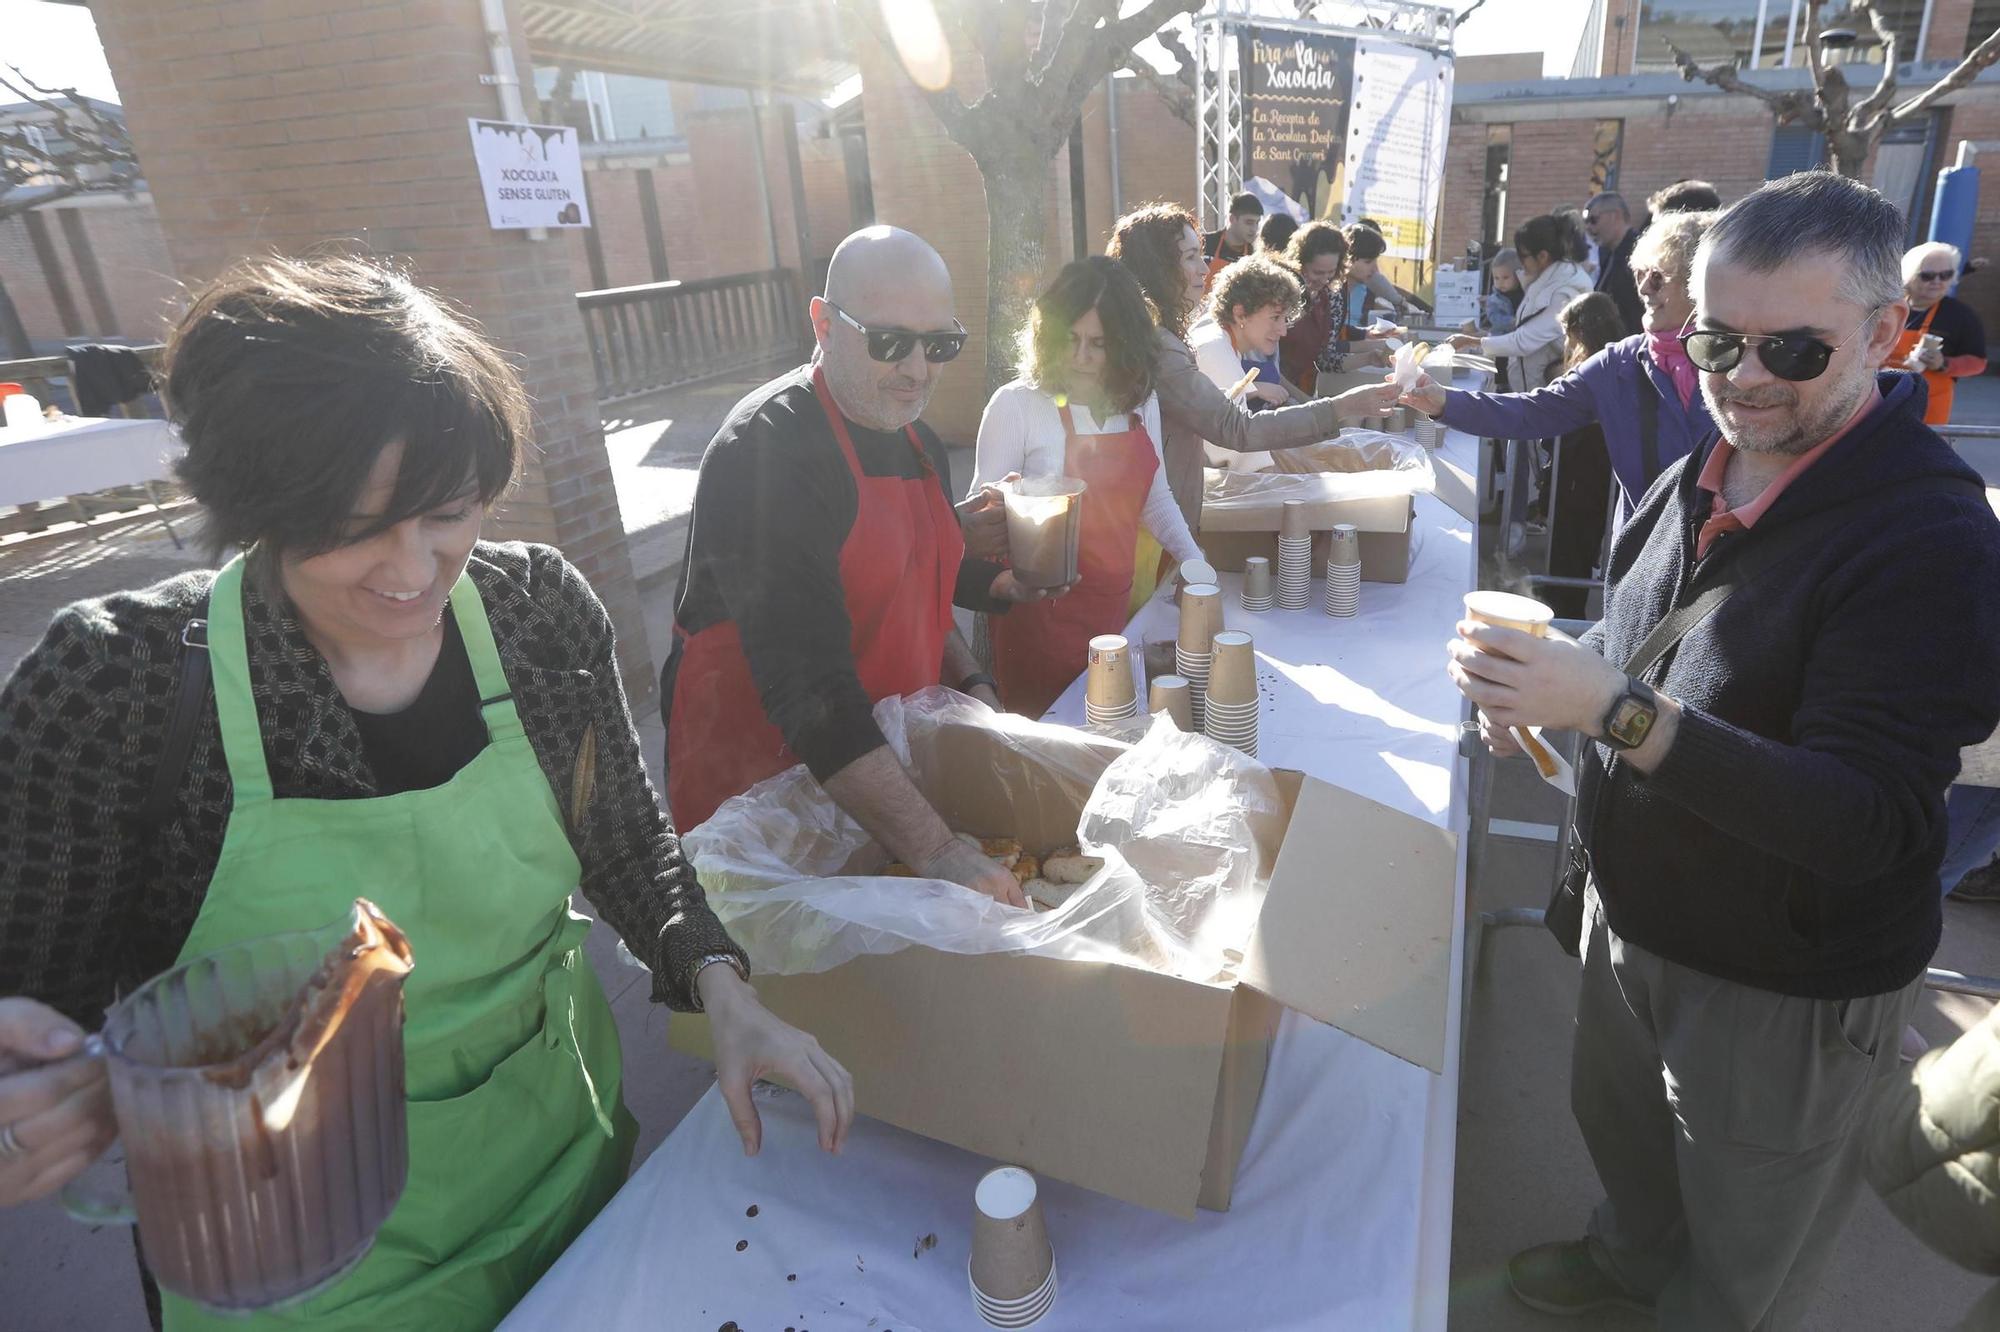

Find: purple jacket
1440;333;1717;519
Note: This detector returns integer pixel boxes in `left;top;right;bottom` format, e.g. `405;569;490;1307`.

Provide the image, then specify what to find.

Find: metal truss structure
1192;0;1460;231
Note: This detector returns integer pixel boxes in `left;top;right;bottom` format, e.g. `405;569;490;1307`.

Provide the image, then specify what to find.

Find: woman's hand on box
699;967;855;1157
0;998;116;1208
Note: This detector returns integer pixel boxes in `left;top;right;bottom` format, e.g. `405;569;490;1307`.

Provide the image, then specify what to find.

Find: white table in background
0;416;181;508
504;427;1483;1332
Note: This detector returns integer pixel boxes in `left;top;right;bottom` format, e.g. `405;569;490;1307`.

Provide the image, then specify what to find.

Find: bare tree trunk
1827;127;1872;178
979;151;1050;398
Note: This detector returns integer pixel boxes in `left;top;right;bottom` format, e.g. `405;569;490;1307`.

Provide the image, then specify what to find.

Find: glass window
1590;119;1624;195
1633;0;1926;72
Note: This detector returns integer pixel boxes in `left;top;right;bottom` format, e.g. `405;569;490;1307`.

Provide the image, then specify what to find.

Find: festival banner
1241;29;1355;224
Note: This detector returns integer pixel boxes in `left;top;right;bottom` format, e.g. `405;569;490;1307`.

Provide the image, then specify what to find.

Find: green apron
162;557;636;1332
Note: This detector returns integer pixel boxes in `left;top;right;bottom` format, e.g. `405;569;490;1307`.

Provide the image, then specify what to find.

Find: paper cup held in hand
1149;674;1194;731
971;1167;1055;1304
1462;590;1554;637
1279;498;1311;540
1177;582;1224;653
1000;477;1087;589
1206;631;1257;706
1085;634;1137;711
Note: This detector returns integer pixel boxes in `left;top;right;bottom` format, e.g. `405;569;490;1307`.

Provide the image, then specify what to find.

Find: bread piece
880;862;919;877
1012;854;1039;885
979;836;1023;869
1024;877;1077;912
1042;849;1105;885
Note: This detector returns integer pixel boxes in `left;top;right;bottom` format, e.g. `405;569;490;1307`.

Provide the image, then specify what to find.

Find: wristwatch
692;951;750;1008
1599;677;1660;752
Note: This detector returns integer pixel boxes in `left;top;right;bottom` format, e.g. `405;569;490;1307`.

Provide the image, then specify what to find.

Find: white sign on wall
468;118;592;230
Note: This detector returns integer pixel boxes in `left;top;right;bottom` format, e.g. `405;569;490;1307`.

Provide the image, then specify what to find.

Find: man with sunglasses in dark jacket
662;227;1055;904
1448;172;2000;1329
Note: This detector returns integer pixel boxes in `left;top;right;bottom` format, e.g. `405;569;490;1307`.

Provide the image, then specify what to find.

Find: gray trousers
1574;884;1923;1330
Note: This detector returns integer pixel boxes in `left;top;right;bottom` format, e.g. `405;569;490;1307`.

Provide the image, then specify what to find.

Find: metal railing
577;270;811;404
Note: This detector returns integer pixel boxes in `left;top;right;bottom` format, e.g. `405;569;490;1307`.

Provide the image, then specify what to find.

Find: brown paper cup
971;1167;1054;1303
1280;499;1311;540
1206;631;1257;706
1243;557;1273;602
1462;590;1553;637
1328;523;1360;568
1178;583;1224;653
1085;634;1136;710
1149;674;1193;731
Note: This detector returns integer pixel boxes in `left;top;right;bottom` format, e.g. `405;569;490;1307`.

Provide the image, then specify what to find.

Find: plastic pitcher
69;900;414;1313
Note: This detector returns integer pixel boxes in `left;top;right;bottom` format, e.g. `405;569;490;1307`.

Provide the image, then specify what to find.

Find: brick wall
1078;77;1197;256
88;0;651;697
1927;0;1978;61
1;196;180;347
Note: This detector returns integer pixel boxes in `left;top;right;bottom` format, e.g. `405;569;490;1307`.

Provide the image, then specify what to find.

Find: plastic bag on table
1203;445;1435;514
678;692;1282;983
1261;427;1437;477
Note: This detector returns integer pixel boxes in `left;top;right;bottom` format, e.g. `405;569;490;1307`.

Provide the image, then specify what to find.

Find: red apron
666;368;962;829
991;403;1158;718
1891;303;1954;425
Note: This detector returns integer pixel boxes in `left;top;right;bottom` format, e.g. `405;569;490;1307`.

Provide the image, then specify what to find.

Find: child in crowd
1484;248;1524;335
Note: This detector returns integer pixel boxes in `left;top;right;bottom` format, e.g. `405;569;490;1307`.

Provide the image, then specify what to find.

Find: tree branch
1665;41;1821;125
1032;0;1118;98
836;0;977;140
1882;21;2000;126
1119;54;1195;126
1848;0;1901;132
1060;0;1201;117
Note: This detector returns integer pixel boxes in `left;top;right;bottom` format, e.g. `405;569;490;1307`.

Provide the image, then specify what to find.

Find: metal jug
72;899;414;1313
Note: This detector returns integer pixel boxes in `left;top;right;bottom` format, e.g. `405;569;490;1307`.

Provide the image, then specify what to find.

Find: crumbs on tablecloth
787;1273;797;1282
735;1240;749;1252
747;1204;760;1218
913;1232;938;1259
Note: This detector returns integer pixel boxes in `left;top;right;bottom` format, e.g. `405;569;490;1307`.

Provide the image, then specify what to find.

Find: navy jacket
1580;373;2000;998
1440;333;1717;522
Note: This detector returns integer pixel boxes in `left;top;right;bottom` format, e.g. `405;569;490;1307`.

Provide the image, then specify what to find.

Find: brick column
1924;0;1977;63
89;0;653;699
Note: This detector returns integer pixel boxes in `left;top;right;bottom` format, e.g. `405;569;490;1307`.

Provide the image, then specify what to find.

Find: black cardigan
0;540;746;1025
1581;373;2000;998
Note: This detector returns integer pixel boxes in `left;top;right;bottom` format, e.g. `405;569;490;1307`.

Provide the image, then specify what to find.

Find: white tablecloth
0;417;181;508
508;416;1485;1332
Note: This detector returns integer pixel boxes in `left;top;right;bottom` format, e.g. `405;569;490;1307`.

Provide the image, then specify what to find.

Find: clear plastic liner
679;692;1284;984
1202;438;1436;511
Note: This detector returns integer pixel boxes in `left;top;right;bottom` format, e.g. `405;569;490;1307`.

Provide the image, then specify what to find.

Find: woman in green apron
0;256;852;1330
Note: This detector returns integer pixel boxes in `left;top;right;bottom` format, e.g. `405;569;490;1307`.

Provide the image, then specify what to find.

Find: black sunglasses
1916;269;1955;283
827;303;967;364
1676;308;1879;383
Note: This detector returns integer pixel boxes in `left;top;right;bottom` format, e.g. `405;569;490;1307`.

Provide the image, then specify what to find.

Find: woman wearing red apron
975;258;1205;718
1894;241;1989;427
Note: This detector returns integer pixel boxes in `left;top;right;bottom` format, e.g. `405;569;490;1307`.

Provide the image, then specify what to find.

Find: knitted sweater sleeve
525;547;748;1009
0;603;164;1025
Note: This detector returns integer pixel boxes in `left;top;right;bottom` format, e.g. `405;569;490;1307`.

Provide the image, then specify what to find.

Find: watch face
1609;697;1656;748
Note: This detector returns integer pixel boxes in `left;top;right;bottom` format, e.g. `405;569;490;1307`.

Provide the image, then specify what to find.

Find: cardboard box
671;720;1458;1219
1199;468;1417;584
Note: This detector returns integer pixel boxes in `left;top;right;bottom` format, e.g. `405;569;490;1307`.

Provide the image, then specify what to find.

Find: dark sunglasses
1676;308;1879;383
1917;270;1955;283
827;303;966;364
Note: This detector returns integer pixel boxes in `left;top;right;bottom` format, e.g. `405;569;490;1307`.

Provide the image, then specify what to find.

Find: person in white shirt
972;257;1203;716
1452;212;1594;392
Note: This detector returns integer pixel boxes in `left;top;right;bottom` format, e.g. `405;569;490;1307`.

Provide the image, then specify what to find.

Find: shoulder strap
1636;370;1661;484
1623;474;1982;681
136;620;210;824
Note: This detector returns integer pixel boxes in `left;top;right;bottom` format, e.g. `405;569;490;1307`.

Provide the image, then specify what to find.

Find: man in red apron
662;227;1044;906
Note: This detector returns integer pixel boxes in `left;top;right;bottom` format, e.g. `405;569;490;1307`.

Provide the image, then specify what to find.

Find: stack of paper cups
1240;556;1274;612
1324;523;1361;617
1276;500;1313;610
1202;631;1259;757
1148;674;1193;731
1176;582;1223;729
969;1167;1058;1328
1083;634;1141;727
